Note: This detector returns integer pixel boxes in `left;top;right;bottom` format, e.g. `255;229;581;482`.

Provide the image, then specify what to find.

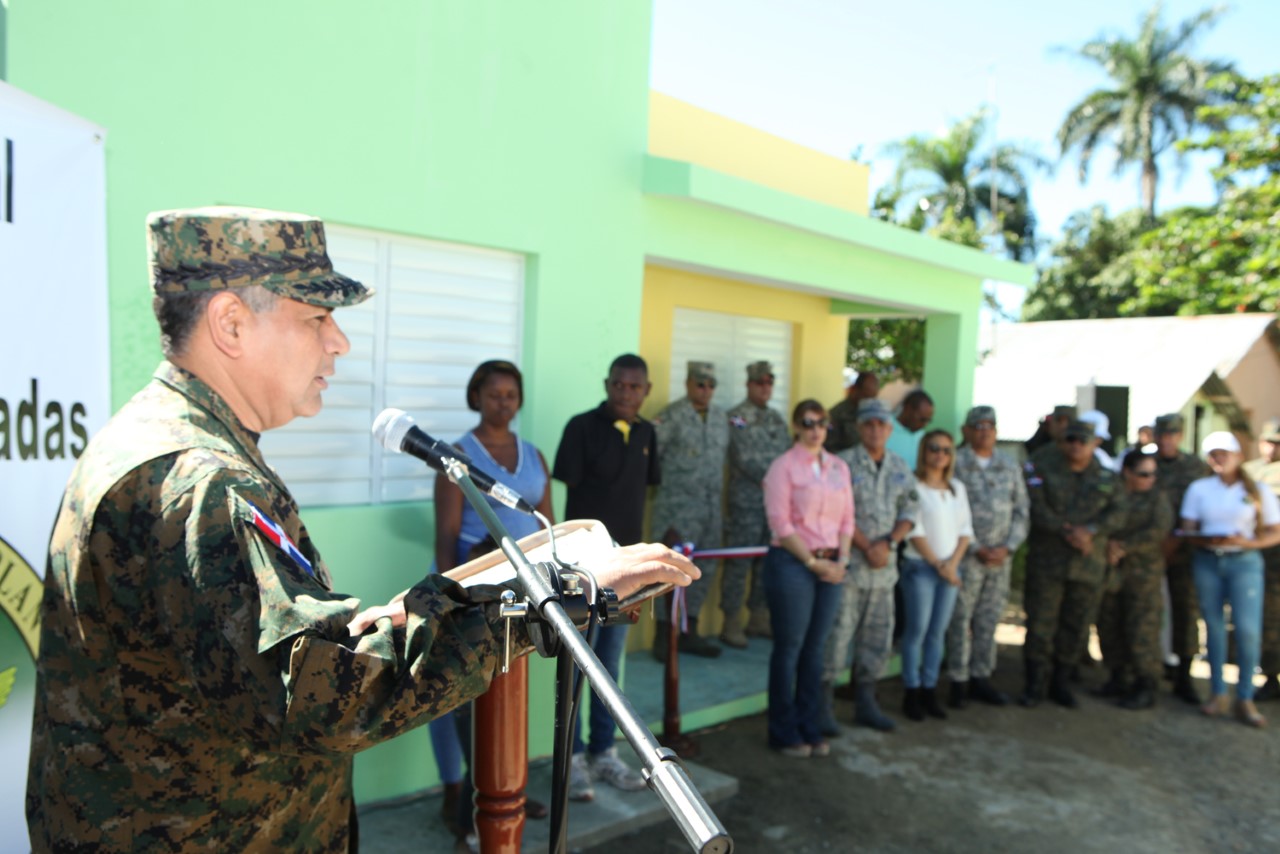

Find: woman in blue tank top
430;359;554;838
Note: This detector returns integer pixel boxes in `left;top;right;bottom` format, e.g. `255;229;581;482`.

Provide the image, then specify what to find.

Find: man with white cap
1078;409;1115;471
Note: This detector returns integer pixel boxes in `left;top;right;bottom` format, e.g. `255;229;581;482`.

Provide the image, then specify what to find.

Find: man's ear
206;291;250;359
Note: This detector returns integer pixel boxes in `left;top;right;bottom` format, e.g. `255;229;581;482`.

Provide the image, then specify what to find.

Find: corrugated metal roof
974;314;1276;441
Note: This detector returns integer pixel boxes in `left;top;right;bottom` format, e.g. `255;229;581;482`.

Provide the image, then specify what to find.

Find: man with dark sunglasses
1020;419;1126;709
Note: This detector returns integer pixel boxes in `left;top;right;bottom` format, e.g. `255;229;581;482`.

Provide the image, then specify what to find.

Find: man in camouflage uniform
1020;419;1126;709
1095;452;1173;710
825;369;879;454
1025;404;1076;459
822;399;918;732
652;360;731;659
25;207;696;851
722;361;791;647
947;406;1029;708
1243;418;1280;701
1153;412;1211;704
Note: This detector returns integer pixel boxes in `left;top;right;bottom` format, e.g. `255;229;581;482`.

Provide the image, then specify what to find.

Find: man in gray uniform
652;360;731;659
947;405;1029;707
723;361;792;646
822;398;918;731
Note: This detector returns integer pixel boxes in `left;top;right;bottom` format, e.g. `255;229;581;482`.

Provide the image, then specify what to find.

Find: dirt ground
587;638;1280;854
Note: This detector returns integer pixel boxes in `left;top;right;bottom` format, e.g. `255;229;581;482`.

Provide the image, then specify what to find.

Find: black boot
1253;674;1280;702
970;677;1010;706
948;680;969;709
921;687;948;720
854;682;896;731
817;681;841;737
1118;678;1156;710
1090;671;1129;698
1171;657;1200;705
1049;665;1078;709
1019;662;1044;708
678;631;722;658
903;687;925;721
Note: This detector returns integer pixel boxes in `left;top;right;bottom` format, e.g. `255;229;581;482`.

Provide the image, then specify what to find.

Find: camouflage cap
965;405;997;427
1052;405;1077;419
1260;418;1280;443
856;398;892;424
1153;413;1184;435
147;206;372;308
1063;418;1096;440
687;360;716;384
747;361;775;382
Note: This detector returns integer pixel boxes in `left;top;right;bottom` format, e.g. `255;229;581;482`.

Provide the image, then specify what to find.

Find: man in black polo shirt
552;353;660;801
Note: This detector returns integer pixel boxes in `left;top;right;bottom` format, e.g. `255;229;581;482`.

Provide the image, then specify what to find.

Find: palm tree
1056;2;1233;221
880;110;1046;261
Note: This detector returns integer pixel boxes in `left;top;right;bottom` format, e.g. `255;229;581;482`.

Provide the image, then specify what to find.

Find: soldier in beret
25;207;697;851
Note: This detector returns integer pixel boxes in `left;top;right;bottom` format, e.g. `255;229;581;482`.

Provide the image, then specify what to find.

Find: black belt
813;548;839;560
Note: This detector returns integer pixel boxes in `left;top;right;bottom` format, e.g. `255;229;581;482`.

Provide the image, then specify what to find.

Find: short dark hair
1122;449;1156;472
903;389;934;410
609;353;648;376
854;372;878;390
153;285;277;358
792;398;826;424
466;360;523;411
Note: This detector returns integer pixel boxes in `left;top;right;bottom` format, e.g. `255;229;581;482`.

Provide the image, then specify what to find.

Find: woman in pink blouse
762;399;854;758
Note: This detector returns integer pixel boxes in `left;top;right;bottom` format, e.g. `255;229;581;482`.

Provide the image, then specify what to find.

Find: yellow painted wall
639;264;849;419
648;92;870;216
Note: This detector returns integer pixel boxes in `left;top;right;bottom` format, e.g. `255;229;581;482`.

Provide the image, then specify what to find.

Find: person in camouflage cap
26;206;698;851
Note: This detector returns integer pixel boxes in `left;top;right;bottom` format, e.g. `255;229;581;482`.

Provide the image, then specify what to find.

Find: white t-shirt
905;477;974;562
1180;476;1280;540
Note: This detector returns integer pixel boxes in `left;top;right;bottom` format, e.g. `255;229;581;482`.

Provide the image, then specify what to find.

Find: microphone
372;408;537;515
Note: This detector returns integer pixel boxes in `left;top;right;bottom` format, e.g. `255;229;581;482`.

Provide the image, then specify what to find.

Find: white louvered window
259;225;524;507
667;308;792;413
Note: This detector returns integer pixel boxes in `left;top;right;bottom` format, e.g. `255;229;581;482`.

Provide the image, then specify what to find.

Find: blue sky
650;0;1278;247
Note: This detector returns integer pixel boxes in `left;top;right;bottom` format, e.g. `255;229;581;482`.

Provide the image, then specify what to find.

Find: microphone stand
439;456;733;854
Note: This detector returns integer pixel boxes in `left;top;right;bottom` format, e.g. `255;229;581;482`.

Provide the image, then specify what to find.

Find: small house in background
974;314;1280;455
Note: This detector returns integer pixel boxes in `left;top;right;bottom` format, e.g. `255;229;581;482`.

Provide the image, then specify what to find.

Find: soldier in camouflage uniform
822;399;918;732
1243;418;1280;701
25;207;697;852
652;361;731;659
825;369;879;454
1095;451;1173;710
946;406;1029;708
1153;413;1211;704
1020;419;1127;709
722;361;792;647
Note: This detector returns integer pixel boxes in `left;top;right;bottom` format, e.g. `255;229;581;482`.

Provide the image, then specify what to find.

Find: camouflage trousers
1023;564;1103;678
1166;556;1202;662
1096;569;1164;686
652;505;721;622
823;582;895;685
946;556;1012;681
1262;550;1280;675
722;505;769;617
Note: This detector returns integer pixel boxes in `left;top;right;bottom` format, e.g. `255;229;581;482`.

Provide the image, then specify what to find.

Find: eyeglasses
926;444;953;455
800;417;829;429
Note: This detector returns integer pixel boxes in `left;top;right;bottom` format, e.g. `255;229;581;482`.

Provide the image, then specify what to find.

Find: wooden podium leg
659;598;699;758
473;655;528;853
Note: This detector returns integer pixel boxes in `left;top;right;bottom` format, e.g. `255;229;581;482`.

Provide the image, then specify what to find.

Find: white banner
0;81;109;848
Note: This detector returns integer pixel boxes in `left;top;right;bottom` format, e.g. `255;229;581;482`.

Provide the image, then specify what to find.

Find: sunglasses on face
750;377;775;386
800;417;829;429
1063;435;1087;444
695;381;716;390
1131;470;1157;479
926;444;953;455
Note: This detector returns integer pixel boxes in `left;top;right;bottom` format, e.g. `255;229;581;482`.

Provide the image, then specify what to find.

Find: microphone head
372;408;415;453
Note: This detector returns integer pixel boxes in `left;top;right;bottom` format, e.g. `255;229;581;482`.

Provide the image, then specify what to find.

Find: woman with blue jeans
762;400;853;757
902;429;972;721
1180;431;1280;728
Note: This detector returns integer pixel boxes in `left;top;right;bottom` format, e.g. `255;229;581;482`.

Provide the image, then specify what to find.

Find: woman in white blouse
901;429;973;721
1180;431;1280;727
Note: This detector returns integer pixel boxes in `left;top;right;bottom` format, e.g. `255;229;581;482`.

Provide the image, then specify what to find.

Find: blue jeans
571;623;630;756
764;547;843;748
900;558;960;689
1192;549;1264;700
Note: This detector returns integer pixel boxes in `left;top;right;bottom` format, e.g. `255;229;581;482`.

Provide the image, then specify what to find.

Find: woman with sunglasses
431;359;556;834
761;400;853;757
900;429;972;720
1093;451;1172;710
1179;431;1280;727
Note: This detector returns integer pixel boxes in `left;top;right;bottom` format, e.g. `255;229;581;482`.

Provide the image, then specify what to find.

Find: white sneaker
587;747;647;792
569;752;595;802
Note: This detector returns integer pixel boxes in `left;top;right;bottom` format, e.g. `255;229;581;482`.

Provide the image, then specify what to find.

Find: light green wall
10;0;654;804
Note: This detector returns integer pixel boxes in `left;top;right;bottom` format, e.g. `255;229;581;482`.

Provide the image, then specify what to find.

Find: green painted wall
10;0;654;804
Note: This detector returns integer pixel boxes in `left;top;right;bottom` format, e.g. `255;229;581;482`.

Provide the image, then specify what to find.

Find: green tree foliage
1022;206;1152;321
846;317;928;384
1056;2;1232;221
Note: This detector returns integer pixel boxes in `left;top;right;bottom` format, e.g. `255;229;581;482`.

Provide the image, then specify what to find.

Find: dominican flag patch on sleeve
247;501;314;576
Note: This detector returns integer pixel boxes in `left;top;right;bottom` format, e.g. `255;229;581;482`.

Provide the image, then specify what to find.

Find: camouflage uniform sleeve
1027;464;1068;534
894;458;920;526
1006;459;1031;550
1093;476;1129;537
162;469;502;756
1126;492;1174;553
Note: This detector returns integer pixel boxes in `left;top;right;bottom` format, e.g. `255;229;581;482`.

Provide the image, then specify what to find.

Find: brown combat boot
745;607;772;638
720;612;748;649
